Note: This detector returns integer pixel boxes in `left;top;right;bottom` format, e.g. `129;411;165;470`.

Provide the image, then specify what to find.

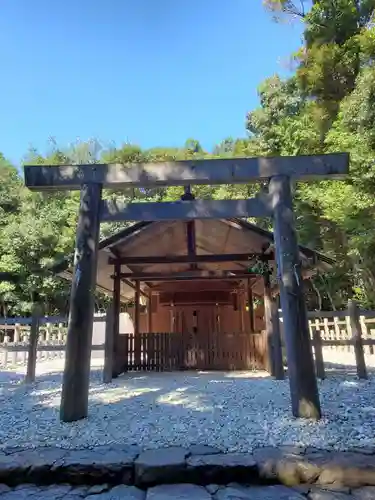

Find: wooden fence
119;331;267;372
277;301;375;379
307;302;375;379
307;308;375;356
0;315;106;368
2;301;375;381
0;317;67;366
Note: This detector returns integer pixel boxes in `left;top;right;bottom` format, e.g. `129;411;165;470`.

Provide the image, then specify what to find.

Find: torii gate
24;153;349;422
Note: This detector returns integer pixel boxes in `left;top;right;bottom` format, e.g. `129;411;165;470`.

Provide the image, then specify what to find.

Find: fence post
45;322;52;360
51;328;58;359
22;329;28;364
58;323;64;358
103;303;114;384
12;324;20;365
348;299;367;380
37;324;44;362
313;328;325;380
25;307;40;383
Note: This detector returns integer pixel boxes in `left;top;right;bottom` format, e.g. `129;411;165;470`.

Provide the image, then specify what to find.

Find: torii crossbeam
24;153;349;423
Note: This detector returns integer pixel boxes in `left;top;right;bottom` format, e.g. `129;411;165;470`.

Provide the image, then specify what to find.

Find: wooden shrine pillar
112;261;121;378
272;295;284;380
148;294;153;333
103;301;114;384
134;280;141;367
60;183;102;422
263;272;273;374
269;175;321;419
264;274;284;380
247;279;255;333
239;288;245;332
170;302;175;332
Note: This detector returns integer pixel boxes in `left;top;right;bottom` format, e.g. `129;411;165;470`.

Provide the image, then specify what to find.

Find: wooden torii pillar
24;153;348;422
60;183;102;421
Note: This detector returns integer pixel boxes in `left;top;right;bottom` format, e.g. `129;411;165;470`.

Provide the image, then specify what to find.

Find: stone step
0;445;375;491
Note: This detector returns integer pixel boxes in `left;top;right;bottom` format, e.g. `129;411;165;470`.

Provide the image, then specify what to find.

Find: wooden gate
121;332;182;371
119;331;267;372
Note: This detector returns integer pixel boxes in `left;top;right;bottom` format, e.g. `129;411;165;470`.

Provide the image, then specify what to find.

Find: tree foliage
0;0;374;312
261;0;375;308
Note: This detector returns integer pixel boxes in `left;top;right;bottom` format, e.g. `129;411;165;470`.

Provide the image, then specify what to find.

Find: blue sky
0;1;303;165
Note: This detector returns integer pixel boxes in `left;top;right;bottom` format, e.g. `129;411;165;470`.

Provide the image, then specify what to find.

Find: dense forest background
1;0;375;315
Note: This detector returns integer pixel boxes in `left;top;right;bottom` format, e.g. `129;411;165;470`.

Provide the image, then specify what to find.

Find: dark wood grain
270;174;321;419
60;183;102;422
109;253;271;266
101;197;272;222
24;153;349;190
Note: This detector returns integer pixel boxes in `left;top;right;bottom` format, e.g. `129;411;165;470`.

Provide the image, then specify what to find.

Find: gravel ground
0;357;375;453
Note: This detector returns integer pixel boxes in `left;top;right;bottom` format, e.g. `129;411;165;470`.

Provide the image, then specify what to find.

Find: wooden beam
270;175;321;419
159;290;232;305
128;275;254;282
122;278;149;298
60;183;102;423
24;153;349;190
117;270;256;282
100;197;272;222
151;281;238;293
109;253;270;265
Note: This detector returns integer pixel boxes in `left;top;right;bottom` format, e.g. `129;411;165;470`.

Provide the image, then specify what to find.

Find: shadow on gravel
0;363;374;452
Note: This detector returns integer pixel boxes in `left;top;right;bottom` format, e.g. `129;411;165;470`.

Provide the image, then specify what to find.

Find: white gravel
0;357;375;453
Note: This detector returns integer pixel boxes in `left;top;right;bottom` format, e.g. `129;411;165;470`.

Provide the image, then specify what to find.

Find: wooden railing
279;302;375;379
2;301;375;381
307;308;375;356
0;315;106;369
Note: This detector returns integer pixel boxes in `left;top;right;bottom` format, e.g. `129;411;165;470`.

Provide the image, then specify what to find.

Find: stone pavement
0;483;374;499
1;445;375;498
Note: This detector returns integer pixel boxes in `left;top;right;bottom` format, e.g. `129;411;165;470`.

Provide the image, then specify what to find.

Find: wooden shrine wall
125;301;265;334
118;283;267;372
